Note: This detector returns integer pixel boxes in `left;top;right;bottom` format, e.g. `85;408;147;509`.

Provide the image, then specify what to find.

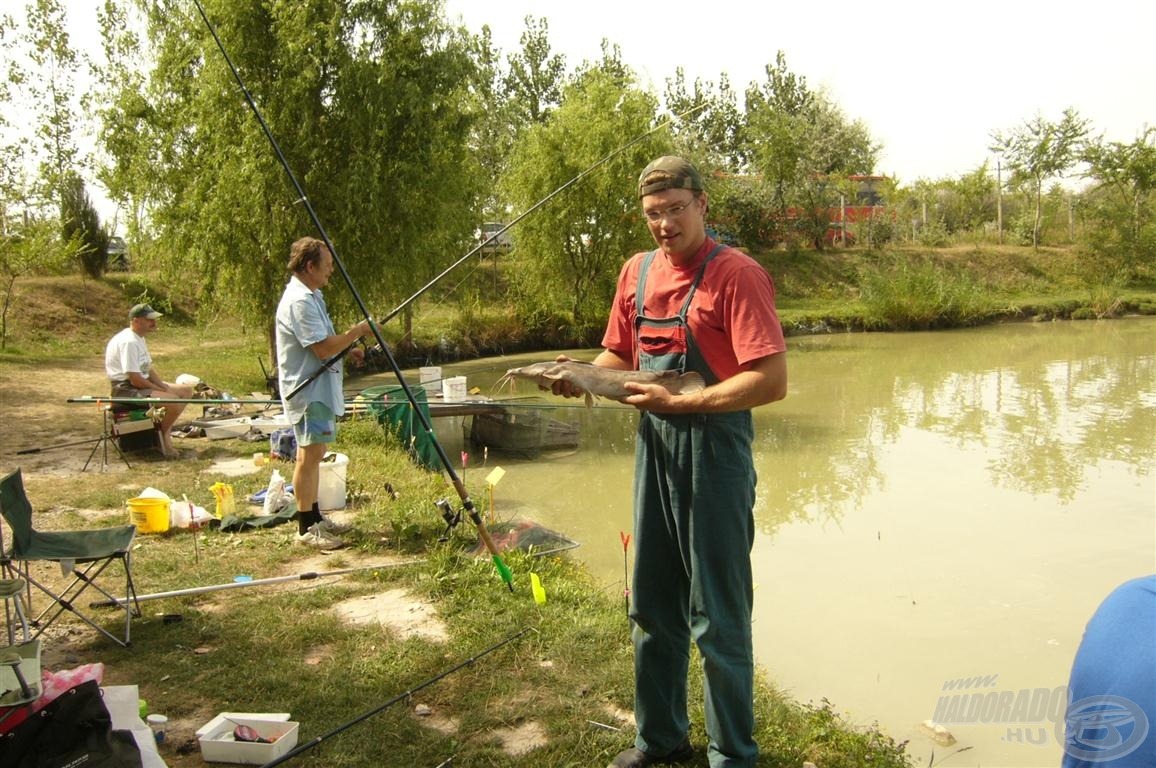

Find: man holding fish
555;156;788;768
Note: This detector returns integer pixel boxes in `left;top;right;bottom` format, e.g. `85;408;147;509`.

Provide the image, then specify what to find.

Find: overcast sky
445;0;1156;183
37;0;1156;227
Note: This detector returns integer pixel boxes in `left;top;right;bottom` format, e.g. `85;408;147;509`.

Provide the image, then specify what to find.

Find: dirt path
1;358;132;475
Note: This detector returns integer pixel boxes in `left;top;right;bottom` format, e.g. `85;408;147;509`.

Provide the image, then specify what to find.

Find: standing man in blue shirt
275;236;371;550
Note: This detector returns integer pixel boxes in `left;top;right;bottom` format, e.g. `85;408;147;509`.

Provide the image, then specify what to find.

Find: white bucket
419;366;442;395
442;376;467;402
317;452;349;510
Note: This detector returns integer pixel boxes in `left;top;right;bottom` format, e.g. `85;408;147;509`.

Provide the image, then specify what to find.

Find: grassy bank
0;275;922;765
3;244;1152;765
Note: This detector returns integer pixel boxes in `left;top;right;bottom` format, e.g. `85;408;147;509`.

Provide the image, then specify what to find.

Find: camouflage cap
638;156;704;198
129;303;162;320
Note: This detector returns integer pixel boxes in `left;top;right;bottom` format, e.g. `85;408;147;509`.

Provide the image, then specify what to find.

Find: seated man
104;303;194;457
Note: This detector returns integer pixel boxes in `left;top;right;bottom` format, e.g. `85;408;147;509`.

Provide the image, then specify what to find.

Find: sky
34;0;1156;227
443;0;1156;183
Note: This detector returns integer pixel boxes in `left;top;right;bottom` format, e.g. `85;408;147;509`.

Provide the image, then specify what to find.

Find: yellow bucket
127;497;170;534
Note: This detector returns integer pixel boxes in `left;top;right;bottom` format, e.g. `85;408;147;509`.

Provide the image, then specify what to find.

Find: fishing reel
435;498;461;541
358;339;391;373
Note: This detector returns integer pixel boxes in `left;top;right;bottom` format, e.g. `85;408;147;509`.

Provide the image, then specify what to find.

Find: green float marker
494;555;514;592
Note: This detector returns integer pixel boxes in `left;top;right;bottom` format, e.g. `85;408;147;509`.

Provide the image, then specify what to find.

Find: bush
860;259;987;330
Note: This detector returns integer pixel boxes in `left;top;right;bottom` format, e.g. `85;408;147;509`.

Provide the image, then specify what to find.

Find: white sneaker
317;517;353;535
295;523;346;550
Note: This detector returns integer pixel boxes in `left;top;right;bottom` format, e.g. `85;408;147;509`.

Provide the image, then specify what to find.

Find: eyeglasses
643;199;695;223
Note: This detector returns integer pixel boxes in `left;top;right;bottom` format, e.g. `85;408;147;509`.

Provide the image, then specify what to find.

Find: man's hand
548;353;586;399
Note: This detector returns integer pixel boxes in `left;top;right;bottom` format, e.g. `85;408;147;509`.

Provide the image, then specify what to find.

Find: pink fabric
0;662;104;733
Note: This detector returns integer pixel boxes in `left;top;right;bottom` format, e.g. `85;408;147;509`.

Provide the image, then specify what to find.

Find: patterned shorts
293;401;336;446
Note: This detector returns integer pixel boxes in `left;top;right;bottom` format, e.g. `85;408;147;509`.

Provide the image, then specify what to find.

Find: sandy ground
2;360;117;475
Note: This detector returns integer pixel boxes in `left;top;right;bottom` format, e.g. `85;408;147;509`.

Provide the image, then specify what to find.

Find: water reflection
380;318;1155;767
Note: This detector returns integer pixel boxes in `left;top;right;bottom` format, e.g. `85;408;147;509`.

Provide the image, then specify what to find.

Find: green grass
7;244;1154;766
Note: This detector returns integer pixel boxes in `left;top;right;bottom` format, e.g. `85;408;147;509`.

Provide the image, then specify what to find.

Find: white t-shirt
105;326;152;382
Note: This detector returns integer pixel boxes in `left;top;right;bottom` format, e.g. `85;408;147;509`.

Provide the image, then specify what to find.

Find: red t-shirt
601;238;786;380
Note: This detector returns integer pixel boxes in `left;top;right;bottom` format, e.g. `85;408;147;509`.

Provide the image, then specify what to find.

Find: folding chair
0;576;40;722
0;469;140;647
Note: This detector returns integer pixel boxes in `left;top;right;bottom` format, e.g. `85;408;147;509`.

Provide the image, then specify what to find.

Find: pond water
379;317;1155;767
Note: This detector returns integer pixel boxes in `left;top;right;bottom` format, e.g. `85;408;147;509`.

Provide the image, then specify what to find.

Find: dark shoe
607;740;693;768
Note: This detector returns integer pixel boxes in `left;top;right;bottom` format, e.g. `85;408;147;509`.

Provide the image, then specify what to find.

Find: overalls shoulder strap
635;244;726;318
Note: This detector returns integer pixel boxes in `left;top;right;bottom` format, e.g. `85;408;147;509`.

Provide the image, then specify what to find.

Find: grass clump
860;260;988;330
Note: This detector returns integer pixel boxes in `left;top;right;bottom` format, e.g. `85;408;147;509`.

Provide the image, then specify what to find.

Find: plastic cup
147;713;168;743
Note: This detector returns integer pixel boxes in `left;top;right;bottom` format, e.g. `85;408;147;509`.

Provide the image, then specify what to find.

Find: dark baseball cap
638;156;704;198
129;303;163;320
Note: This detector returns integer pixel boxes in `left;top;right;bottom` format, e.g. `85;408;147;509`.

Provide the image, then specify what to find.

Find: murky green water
381;317;1155;767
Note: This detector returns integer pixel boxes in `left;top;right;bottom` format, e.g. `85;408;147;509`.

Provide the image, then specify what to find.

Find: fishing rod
15;437;105;455
190;0;514;590
90;563;412;608
259;627;531;767
65;396;373;406
285;102;708;402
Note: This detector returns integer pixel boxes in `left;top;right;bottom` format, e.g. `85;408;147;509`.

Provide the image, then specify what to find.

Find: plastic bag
262;469;292;516
168;499;214;529
269;428;297;461
209;482;235;519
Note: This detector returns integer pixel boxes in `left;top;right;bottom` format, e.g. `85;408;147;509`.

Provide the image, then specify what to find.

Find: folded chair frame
0;470;140;648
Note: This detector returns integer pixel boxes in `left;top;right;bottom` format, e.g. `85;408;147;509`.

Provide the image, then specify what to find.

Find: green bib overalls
630;246;758;767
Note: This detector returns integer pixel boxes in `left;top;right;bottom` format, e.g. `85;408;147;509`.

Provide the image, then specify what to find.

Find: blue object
248;484;293;504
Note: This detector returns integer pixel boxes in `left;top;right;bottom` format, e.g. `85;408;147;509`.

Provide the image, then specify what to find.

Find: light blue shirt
276;275;343;421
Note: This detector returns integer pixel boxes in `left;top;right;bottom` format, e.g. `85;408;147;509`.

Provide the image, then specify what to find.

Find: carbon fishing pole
286;101;708;402
258;627;532;768
190;0;514;590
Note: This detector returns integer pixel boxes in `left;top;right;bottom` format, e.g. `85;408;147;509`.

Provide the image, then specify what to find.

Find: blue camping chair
0;469;140;647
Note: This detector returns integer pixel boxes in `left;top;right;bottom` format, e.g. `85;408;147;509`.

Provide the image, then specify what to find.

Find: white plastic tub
317;452;348;510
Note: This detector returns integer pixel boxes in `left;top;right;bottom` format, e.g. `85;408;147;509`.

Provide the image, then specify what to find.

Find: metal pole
90;563;410;608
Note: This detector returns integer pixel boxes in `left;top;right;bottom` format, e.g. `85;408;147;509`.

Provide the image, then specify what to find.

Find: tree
0;217;72;349
60;172;110;278
24;0;84;220
742;53;879;250
502;60;662;331
0;11;29;232
463;25;517;219
1080;128;1156;277
990;108;1091;247
503;16;565;126
664;69;746;170
93;0;152;252
101;0;483;358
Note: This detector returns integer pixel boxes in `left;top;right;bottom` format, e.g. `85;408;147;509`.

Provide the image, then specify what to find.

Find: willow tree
98;0;483;357
502;50;665;336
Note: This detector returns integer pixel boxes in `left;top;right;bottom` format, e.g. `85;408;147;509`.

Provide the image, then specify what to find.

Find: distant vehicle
478;222;513;255
107;236;129;271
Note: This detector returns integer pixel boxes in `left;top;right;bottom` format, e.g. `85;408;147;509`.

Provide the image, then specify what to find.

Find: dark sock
297;504;323;534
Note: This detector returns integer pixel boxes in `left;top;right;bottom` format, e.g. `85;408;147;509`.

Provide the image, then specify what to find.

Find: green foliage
1078;128;1156;279
503;16;566;125
0;217;73;348
102;0;483;342
860;258;987;330
501;62;661;326
991;108;1090;247
24;0;83;212
60;173;110;277
916;217;950;247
